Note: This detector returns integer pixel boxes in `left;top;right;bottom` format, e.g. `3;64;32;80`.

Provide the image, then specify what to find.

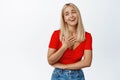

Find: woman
47;3;92;80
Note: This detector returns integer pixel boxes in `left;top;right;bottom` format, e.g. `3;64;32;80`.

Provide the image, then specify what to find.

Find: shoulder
52;29;60;35
53;29;60;33
85;32;92;36
85;31;92;39
50;29;60;38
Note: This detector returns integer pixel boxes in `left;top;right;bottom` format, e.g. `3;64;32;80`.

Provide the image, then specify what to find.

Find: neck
68;25;77;33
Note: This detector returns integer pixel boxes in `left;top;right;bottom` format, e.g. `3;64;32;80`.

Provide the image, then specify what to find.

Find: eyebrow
64;9;76;14
66;9;76;12
71;9;76;12
64;11;69;14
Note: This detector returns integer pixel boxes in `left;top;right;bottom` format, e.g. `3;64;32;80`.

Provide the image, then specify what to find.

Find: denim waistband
51;68;85;80
54;68;83;74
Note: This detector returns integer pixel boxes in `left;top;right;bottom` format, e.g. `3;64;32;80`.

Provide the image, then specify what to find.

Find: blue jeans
51;68;85;80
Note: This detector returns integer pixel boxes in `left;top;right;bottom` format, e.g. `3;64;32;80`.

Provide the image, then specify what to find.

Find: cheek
74;15;78;21
64;16;68;22
76;14;79;20
74;14;78;18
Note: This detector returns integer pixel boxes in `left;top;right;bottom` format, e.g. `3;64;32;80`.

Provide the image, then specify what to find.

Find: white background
0;0;120;80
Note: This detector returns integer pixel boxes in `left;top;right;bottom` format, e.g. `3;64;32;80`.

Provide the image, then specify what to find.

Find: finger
68;36;75;41
69;37;77;42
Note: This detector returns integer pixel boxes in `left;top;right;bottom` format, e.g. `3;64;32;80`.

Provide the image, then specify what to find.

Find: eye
71;9;76;13
72;11;76;13
64;12;69;16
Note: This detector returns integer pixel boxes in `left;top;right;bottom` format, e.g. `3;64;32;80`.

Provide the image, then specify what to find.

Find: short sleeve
84;32;92;50
48;30;60;49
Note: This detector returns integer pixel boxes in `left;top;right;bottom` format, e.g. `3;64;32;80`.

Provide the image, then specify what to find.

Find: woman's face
63;6;78;27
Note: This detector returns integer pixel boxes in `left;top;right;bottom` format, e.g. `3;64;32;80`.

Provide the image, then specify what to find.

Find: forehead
63;6;76;13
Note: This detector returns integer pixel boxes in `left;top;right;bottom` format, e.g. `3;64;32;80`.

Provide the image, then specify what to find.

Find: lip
69;18;76;21
69;18;76;22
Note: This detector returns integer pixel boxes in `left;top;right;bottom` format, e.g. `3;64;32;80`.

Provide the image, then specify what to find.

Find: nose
69;13;73;17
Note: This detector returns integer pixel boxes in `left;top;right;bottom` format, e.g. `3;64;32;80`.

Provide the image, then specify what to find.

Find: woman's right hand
62;34;77;49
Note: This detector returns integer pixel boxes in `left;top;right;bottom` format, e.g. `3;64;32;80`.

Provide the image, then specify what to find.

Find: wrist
61;45;67;50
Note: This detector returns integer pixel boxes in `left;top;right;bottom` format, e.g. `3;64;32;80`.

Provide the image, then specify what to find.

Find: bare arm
47;35;77;65
47;46;67;65
53;50;92;69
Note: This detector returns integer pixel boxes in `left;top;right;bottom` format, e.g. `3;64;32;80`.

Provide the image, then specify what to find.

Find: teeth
69;18;75;21
70;19;75;21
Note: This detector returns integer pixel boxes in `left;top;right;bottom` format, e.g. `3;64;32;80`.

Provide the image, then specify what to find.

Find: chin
69;23;77;27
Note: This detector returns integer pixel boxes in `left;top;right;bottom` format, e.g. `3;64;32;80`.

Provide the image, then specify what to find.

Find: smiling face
60;3;85;42
63;6;78;27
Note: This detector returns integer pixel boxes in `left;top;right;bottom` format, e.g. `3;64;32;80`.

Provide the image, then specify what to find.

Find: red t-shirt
48;30;92;64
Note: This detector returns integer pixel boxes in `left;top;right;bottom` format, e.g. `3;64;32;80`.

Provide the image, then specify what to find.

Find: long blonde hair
60;3;85;42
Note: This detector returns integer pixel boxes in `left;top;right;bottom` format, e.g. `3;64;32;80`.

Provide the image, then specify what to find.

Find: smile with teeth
69;18;76;22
